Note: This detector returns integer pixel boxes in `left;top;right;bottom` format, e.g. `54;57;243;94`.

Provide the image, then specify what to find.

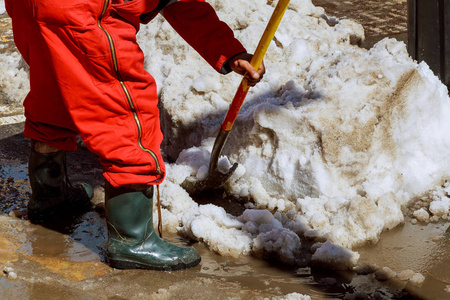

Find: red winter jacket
6;0;246;186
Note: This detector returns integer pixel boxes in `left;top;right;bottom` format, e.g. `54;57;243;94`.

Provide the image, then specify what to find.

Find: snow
413;207;430;222
1;0;450;271
148;0;450;268
274;293;311;300
311;241;360;270
0;51;28;106
374;267;397;281
409;272;426;286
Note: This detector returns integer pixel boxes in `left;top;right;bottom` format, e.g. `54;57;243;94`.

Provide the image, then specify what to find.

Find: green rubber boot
105;182;201;271
27;148;94;223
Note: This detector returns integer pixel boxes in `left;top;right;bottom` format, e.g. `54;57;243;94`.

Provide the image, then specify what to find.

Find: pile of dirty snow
136;0;450;269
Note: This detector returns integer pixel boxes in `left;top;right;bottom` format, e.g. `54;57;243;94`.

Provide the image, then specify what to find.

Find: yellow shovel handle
250;0;291;71
221;0;291;131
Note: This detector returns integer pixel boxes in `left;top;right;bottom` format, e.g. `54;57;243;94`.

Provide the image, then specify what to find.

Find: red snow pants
6;0;245;187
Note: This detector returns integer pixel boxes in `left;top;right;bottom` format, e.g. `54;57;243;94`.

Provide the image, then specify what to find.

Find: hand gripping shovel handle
222;0;291;132
208;0;291;175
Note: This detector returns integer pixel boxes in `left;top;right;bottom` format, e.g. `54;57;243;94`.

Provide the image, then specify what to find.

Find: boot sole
108;256;201;271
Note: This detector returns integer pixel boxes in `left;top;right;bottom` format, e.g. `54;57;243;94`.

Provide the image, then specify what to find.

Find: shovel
181;0;291;195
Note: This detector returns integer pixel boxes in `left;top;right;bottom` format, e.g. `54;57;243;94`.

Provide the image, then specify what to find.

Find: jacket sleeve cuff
220;61;233;75
219;51;248;74
140;0;173;24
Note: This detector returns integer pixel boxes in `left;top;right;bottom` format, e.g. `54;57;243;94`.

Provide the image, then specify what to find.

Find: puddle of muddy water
355;221;450;300
0;160;29;214
0;160;449;299
0;278;28;300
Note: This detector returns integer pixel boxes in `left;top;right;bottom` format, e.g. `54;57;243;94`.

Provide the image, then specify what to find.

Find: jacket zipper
97;0;162;175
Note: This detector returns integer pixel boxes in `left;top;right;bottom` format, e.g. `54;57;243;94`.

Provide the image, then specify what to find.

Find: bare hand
227;52;265;87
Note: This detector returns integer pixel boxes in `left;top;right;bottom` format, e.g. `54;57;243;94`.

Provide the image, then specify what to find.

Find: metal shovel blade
181;129;237;196
180;162;238;196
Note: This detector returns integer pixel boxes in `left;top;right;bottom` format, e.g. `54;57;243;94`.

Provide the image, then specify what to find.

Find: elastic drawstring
62;152;74;189
156;185;163;238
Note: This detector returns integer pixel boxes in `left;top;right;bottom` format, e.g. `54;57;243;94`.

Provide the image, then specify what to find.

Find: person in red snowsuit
6;0;264;271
